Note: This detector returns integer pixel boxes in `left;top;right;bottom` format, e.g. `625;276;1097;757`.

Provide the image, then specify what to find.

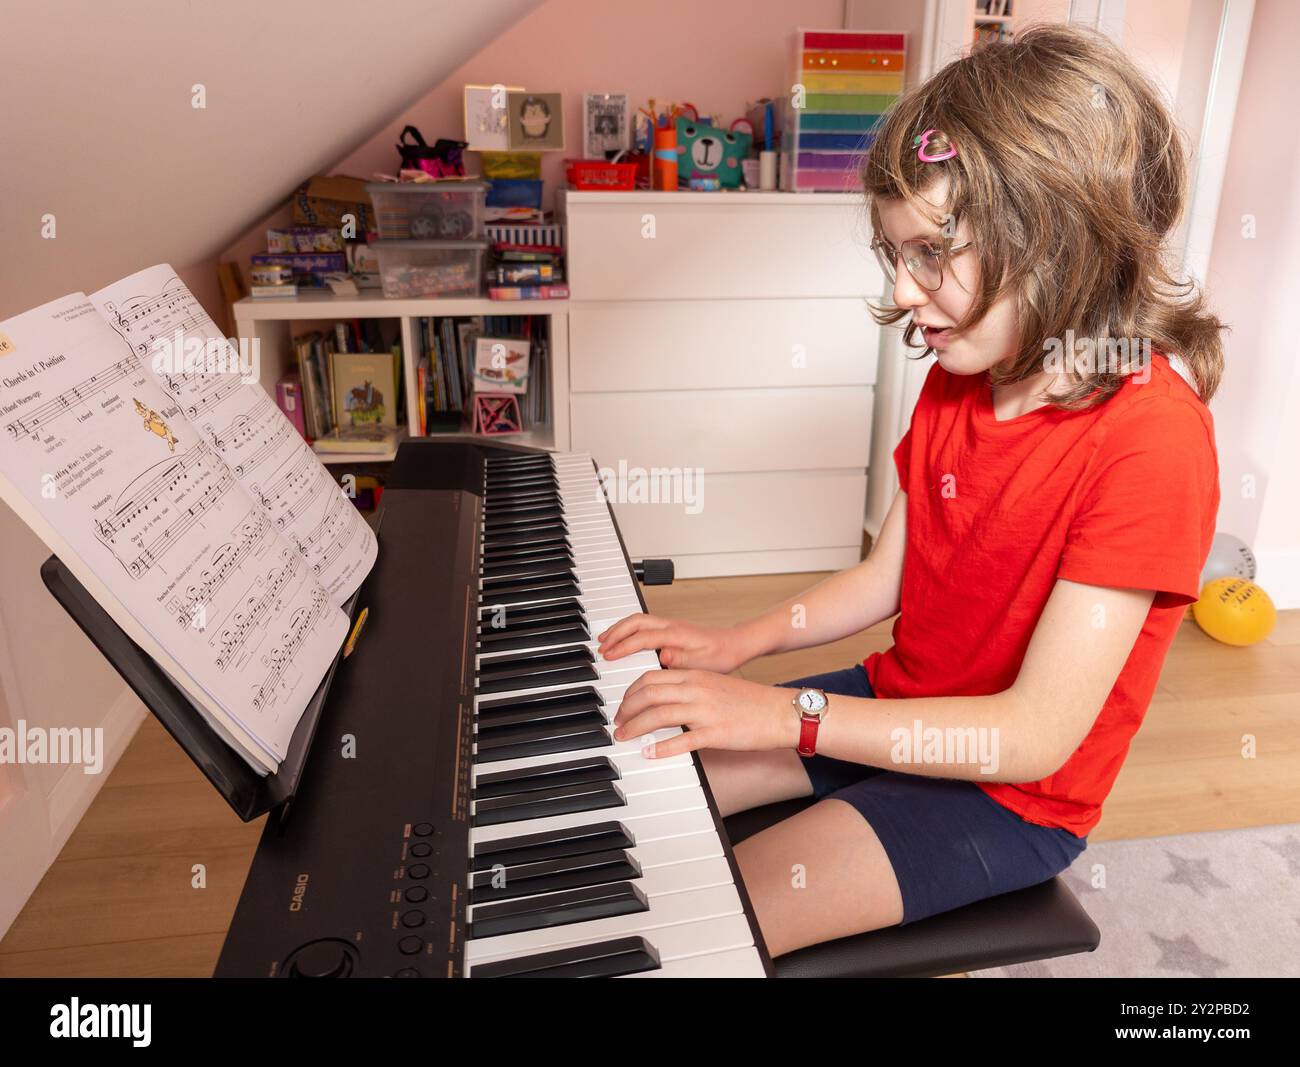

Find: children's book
0;264;378;775
331;351;397;429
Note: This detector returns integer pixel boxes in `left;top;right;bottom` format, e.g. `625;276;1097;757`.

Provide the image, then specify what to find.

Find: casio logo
289;873;309;912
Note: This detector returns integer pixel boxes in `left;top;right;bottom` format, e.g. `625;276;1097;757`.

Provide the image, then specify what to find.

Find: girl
597;23;1225;959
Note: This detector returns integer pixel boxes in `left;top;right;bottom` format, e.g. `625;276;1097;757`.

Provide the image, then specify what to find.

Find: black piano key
485;455;554;469
468;849;642;904
471;820;635;871
485;489;560;508
468;881;648;940
482;523;568;548
471;936;661;979
477;700;604;734
473;781;625;826
481;533;571;558
485;457;554;471
484;507;565;530
481;579;579;608
481;560;575;586
476;684;604;716
476;688;604;730
485;472;558;490
478;599;585;632
478;579;581;609
476;647;595;692
482;552;574;579
475;715;610;761
484;496;563;514
478;620;589;653
474;754;619;798
480;643;594;671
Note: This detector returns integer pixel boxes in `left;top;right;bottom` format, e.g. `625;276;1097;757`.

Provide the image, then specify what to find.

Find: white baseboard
1255;548;1300;610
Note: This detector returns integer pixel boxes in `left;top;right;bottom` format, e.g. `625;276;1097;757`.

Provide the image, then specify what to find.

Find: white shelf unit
232;293;571;453
232;189;888;578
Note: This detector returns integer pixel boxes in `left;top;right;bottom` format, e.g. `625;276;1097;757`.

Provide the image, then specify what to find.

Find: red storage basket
565;158;638;190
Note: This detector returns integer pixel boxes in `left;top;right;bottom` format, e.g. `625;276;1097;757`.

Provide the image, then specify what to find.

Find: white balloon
1201;532;1256;585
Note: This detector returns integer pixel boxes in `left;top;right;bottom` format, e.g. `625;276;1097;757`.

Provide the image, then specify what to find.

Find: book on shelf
488;283;570;301
275;374;307;438
330;350;397;431
311;424;407;456
0;264;378;776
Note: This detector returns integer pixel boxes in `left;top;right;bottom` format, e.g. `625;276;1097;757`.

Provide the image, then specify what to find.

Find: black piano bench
722;797;1100;978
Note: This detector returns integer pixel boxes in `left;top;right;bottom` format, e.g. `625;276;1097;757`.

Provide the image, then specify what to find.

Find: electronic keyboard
215;440;773;978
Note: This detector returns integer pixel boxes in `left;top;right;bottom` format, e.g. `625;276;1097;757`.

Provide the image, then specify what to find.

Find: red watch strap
797;714;820;757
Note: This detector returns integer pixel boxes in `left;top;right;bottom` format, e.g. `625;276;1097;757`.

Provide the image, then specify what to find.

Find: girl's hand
597;614;752;673
612;669;798;759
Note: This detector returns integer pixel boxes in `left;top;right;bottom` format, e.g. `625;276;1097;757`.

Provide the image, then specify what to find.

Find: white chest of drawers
558;190;886;578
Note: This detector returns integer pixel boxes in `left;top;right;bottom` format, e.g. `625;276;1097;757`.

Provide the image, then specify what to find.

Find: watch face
798;689;827;714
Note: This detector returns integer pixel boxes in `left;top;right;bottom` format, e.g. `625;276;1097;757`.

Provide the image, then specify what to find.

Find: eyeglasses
871;235;973;292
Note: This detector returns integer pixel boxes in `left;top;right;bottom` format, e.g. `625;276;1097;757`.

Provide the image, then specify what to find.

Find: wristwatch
792;687;829;757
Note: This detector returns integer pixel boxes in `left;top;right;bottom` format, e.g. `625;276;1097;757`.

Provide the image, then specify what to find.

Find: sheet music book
0;265;378;775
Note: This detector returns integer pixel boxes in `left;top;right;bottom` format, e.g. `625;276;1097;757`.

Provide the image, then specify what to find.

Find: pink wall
221;0;847;270
1201;0;1300;601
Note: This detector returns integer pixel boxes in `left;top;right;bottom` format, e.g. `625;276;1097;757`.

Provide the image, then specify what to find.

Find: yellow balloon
1192;578;1277;646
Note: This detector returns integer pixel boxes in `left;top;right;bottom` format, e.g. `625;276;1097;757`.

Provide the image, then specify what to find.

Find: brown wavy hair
861;22;1226;407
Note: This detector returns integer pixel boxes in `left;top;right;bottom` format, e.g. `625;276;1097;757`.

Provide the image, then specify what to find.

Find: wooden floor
2;572;1297;977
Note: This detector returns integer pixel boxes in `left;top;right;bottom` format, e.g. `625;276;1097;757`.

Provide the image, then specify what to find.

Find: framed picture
463;84;523;151
506;91;565;151
583;93;629;158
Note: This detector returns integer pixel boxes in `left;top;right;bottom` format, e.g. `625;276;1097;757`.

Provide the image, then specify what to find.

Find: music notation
103;285;206;357
302;489;359;577
251;585;333;713
214;549;303;671
4;357;138;440
185;376;242;419
94;444;234;579
173;509;271;628
211;396;296;478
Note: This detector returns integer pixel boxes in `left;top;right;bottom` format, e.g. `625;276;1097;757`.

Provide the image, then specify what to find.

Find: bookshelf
232;293;571;453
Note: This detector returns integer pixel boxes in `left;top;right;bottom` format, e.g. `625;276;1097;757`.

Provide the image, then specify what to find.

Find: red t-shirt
866;356;1219;836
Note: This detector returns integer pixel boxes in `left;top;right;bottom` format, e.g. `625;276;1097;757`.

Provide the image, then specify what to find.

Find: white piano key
622;946;767;978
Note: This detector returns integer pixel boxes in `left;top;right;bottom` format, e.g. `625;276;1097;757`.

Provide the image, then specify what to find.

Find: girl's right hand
596;613;751;674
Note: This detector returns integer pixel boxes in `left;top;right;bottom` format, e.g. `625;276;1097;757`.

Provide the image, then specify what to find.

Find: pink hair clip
913;128;957;163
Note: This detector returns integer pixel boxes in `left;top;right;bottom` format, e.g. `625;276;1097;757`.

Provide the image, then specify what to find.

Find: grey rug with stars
971;823;1300;978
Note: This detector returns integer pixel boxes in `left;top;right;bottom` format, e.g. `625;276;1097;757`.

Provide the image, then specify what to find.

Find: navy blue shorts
778;664;1087;925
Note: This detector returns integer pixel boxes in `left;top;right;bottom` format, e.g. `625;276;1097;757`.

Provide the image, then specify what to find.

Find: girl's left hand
612;669;798;759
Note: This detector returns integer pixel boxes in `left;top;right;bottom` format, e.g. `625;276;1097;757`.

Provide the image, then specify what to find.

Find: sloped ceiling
0;0;542;318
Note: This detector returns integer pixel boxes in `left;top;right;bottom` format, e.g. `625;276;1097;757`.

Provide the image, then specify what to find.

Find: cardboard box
292;176;374;233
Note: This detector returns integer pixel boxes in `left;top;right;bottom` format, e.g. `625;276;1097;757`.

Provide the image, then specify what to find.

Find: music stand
40;556;350;825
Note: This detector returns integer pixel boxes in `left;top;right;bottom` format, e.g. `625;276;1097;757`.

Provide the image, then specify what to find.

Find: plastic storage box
372;239;488;298
366;180;488;240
